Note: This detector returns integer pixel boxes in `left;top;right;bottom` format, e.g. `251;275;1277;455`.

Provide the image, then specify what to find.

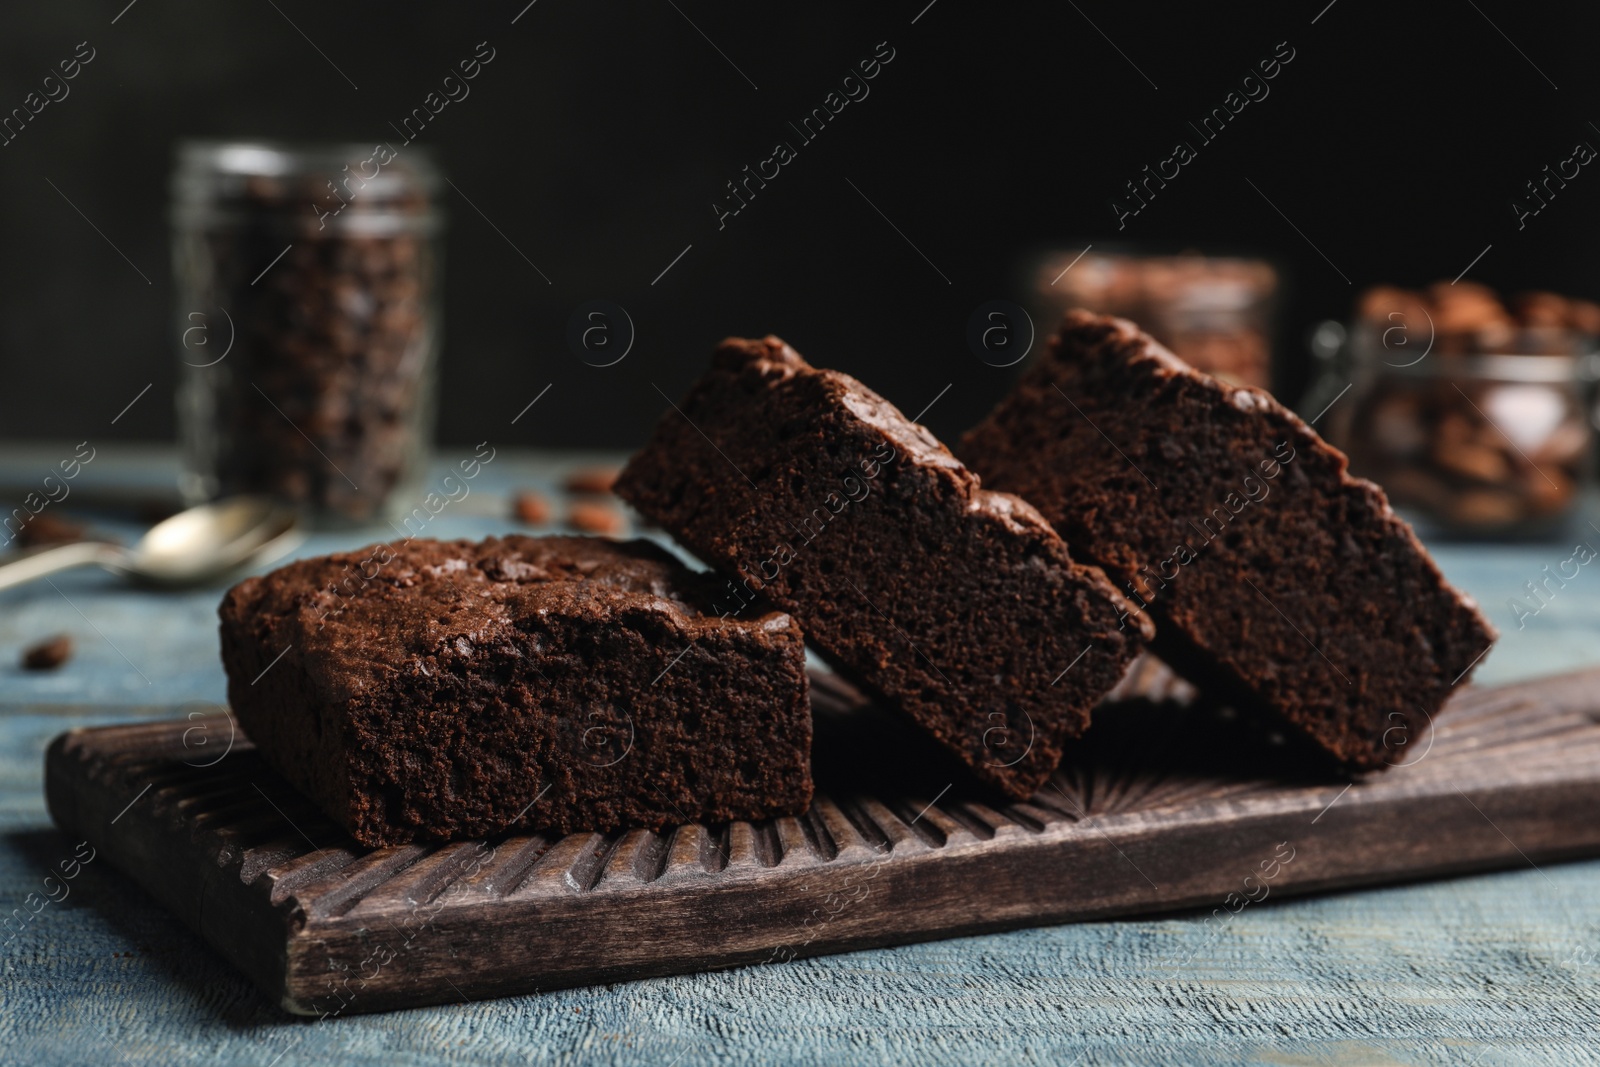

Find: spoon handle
0;542;125;593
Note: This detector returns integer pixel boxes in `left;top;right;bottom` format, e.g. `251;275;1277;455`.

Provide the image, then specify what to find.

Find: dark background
3;0;1599;451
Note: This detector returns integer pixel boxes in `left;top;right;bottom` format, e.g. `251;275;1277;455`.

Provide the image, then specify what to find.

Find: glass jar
1032;250;1279;389
1328;324;1599;538
171;141;443;524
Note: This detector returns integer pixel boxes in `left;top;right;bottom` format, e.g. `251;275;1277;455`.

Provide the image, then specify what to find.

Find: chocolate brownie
219;535;811;847
615;336;1149;799
961;311;1497;770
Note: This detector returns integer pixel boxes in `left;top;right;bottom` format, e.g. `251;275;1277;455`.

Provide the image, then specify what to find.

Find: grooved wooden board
43;665;1600;1016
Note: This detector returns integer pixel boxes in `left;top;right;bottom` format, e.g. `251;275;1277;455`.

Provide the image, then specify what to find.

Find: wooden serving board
44;665;1600;1016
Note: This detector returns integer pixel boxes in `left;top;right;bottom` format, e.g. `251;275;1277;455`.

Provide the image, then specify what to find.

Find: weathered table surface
4;446;1600;1066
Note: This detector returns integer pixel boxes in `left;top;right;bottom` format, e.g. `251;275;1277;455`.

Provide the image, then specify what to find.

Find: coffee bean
14;512;85;548
562;467;620;496
22;634;72;671
513;491;551;525
567;502;624;536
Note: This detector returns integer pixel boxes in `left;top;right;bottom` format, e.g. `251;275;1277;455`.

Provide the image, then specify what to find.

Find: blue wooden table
3;445;1599;1066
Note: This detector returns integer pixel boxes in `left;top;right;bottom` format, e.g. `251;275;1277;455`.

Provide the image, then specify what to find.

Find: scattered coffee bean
22;635;73;671
567;501;623;536
562;467;620;496
513;490;551;525
13;512;86;548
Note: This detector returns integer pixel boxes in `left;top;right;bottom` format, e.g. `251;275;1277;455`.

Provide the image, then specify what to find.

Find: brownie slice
961;310;1497;770
615;336;1149;799
219;535;811;847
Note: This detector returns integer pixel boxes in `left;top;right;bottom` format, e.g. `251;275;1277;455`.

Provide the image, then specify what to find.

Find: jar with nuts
1318;282;1600;538
171;141;443;524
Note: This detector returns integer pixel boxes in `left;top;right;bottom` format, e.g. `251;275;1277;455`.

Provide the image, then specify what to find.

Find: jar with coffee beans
1314;282;1600;539
171;141;443;524
1033;249;1279;389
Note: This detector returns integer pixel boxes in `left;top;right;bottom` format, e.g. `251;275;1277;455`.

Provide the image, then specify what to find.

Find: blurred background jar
1033;248;1279;390
171;141;443;525
1312;282;1600;539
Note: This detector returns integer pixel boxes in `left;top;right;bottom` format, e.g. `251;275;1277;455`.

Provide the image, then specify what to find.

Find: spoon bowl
125;498;302;585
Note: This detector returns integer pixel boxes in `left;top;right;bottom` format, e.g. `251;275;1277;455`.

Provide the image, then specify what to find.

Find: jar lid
170;139;443;236
1348;323;1599;382
1374;351;1594;383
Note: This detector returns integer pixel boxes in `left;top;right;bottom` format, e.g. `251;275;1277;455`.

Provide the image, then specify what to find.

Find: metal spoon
0;497;302;592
